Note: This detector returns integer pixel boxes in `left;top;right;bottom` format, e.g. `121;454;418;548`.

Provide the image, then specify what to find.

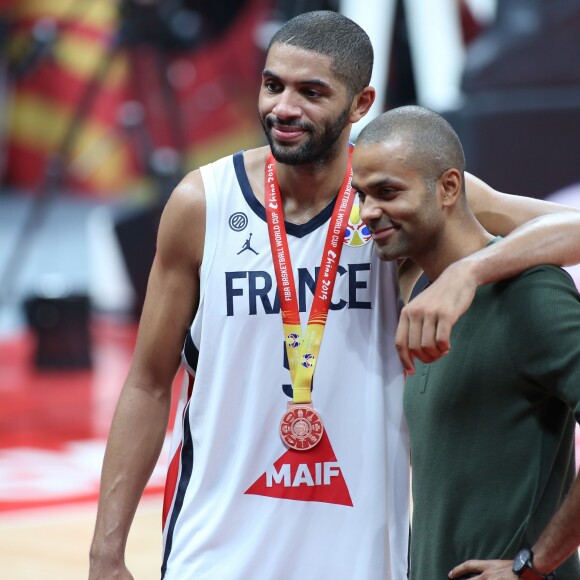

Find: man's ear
349;87;375;123
439;168;463;208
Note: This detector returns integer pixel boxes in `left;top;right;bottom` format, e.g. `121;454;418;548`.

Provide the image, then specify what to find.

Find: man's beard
261;105;351;167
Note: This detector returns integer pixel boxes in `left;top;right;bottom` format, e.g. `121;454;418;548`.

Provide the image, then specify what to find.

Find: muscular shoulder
157;169;206;272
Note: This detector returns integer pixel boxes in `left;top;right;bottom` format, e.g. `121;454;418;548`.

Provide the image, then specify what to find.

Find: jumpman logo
237;233;259;255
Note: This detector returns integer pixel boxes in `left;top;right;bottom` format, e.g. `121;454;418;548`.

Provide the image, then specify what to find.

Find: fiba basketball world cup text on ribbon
265;147;356;450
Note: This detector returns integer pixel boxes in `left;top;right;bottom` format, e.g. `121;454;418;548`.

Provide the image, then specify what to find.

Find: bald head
357;106;466;191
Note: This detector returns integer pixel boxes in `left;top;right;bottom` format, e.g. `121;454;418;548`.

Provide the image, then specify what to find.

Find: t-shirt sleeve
506;265;580;423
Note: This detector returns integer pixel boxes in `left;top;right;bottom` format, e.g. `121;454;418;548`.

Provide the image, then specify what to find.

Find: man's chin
270;145;316;166
373;243;401;262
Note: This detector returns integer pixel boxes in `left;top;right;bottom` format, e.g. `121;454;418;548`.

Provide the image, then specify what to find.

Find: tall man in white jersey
89;10;580;580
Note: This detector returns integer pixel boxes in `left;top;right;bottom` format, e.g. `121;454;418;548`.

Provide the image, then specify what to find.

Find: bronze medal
280;403;324;451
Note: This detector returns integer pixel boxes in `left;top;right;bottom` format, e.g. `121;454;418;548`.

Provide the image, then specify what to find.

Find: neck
417;217;495;282
273;140;351;224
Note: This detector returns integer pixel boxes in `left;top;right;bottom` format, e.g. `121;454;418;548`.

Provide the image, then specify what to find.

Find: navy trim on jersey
409;272;430;301
183;331;199;372
232;151;336;239
161;402;195;578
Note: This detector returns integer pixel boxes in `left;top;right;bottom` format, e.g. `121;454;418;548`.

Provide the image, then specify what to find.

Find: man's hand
88;558;134;580
448;559;517;579
395;260;478;374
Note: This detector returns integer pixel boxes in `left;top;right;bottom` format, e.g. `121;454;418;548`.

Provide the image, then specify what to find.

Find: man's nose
359;196;382;223
271;91;301;119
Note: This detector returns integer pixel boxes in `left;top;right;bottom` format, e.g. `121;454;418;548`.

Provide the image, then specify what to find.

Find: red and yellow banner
2;0;270;197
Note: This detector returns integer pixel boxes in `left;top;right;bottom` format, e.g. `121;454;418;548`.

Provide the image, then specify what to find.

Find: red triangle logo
245;430;353;506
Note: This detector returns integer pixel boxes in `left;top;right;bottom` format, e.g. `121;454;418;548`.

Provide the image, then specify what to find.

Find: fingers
434;317;452;356
396;306;451;373
396;262;478;372
395;312;414;374
449;559;515;579
448;559;485;578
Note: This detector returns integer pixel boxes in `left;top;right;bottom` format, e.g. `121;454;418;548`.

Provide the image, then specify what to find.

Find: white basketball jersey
162;152;409;579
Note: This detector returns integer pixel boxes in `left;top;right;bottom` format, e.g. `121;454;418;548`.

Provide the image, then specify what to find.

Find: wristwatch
512;548;555;579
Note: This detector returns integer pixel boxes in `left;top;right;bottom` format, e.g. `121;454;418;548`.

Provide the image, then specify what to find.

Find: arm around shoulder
465;172;580;281
395;177;580;374
465;172;580;234
89;170;206;578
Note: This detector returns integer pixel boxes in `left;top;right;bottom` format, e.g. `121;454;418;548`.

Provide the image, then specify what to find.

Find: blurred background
0;0;579;577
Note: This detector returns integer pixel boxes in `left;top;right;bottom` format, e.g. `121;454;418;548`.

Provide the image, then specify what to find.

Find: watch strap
513;548;555;580
519;568;555;580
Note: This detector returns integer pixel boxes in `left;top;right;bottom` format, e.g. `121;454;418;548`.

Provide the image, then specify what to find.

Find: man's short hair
358;106;466;189
268;10;373;95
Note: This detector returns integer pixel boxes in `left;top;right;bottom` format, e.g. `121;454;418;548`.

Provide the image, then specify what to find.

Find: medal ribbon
264;147;355;404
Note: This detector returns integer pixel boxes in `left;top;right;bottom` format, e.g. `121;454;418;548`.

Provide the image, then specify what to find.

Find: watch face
513;549;532;574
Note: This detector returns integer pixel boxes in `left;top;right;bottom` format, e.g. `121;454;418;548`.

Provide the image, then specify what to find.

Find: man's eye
381;189;397;198
265;81;280;92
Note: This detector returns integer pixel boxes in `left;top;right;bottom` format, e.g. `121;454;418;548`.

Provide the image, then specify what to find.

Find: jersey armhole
197;162;221;311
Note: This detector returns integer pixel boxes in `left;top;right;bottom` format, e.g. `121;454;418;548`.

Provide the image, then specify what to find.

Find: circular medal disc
279;405;324;451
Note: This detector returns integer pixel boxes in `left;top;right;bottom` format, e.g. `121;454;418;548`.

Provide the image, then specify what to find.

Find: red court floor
0;317;181;514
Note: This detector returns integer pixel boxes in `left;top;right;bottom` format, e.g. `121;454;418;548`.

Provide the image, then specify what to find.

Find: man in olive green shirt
352;105;580;580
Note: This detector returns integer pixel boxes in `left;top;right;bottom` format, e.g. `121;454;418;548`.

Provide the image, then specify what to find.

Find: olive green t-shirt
405;265;580;579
